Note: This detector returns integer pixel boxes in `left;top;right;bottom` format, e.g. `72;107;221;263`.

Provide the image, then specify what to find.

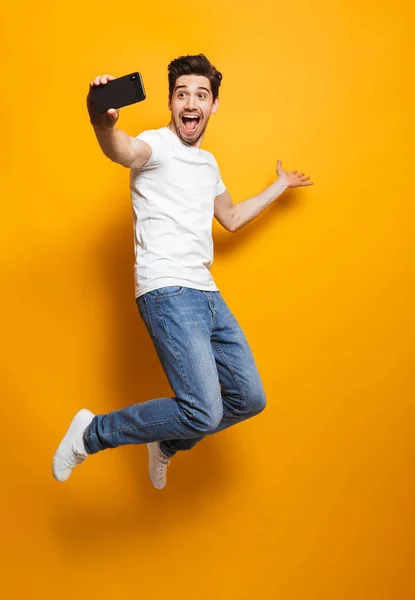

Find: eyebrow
174;85;211;94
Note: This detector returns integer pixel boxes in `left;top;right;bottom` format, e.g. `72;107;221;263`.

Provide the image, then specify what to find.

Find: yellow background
2;1;414;598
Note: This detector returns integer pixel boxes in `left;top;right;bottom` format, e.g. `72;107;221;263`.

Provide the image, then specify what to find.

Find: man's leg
83;286;225;453
159;290;267;457
53;286;224;482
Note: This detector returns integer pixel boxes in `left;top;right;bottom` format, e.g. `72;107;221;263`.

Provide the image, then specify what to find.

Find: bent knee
247;390;267;416
189;409;223;435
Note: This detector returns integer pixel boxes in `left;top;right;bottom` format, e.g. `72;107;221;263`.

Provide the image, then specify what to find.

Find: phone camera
130;74;137;81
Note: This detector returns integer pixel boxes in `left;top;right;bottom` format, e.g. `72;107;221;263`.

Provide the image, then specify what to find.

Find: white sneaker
146;442;171;490
52;409;95;482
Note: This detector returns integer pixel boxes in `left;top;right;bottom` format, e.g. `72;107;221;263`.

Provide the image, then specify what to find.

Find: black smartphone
89;72;146;114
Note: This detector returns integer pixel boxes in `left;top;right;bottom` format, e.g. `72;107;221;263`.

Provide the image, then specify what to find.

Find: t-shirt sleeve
215;165;227;196
134;130;165;169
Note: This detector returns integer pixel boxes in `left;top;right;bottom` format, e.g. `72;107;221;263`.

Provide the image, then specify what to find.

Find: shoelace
67;445;88;468
157;452;171;472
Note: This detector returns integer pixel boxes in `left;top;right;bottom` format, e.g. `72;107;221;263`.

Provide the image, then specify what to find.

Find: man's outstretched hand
87;74;120;130
276;160;314;188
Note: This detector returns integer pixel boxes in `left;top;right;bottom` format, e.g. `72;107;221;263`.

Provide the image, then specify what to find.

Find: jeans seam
84;417;190;440
212;339;247;409
143;295;156;340
222;408;237;416
154;299;195;420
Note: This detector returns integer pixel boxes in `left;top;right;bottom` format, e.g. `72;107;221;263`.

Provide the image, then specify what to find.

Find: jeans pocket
150;286;185;299
136;295;156;340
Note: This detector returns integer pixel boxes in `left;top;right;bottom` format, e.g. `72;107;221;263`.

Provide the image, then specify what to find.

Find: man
52;54;313;489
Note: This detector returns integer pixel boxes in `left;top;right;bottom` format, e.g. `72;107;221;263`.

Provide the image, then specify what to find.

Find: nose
185;94;197;111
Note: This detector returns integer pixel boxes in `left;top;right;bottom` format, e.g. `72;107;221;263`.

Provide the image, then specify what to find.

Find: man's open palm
276;160;314;188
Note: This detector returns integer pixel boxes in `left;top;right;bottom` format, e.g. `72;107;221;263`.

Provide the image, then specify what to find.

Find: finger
93;75;102;86
292;169;297;174
297;172;305;177
302;181;313;185
100;74;110;84
301;176;310;181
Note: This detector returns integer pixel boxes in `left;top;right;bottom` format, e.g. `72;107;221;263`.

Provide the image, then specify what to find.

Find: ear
211;97;219;114
168;95;172;111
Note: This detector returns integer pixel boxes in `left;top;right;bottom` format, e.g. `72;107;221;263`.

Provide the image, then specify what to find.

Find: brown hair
168;54;223;101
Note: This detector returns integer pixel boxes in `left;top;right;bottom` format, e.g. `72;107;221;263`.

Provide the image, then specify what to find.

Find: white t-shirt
130;126;227;298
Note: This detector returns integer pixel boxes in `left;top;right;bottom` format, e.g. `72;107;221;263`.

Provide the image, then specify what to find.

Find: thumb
276;159;282;171
107;108;118;118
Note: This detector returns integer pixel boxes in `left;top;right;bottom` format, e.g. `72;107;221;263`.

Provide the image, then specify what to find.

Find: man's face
168;75;219;146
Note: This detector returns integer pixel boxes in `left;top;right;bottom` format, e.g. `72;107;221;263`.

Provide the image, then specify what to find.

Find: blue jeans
83;286;266;457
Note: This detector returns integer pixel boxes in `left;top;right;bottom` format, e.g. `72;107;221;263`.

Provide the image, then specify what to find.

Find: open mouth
181;114;201;133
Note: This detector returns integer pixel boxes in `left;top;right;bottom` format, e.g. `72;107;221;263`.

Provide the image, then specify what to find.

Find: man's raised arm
86;74;151;169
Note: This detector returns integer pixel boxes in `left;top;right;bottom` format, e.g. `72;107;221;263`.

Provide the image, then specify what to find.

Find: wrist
92;123;116;133
274;177;289;194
